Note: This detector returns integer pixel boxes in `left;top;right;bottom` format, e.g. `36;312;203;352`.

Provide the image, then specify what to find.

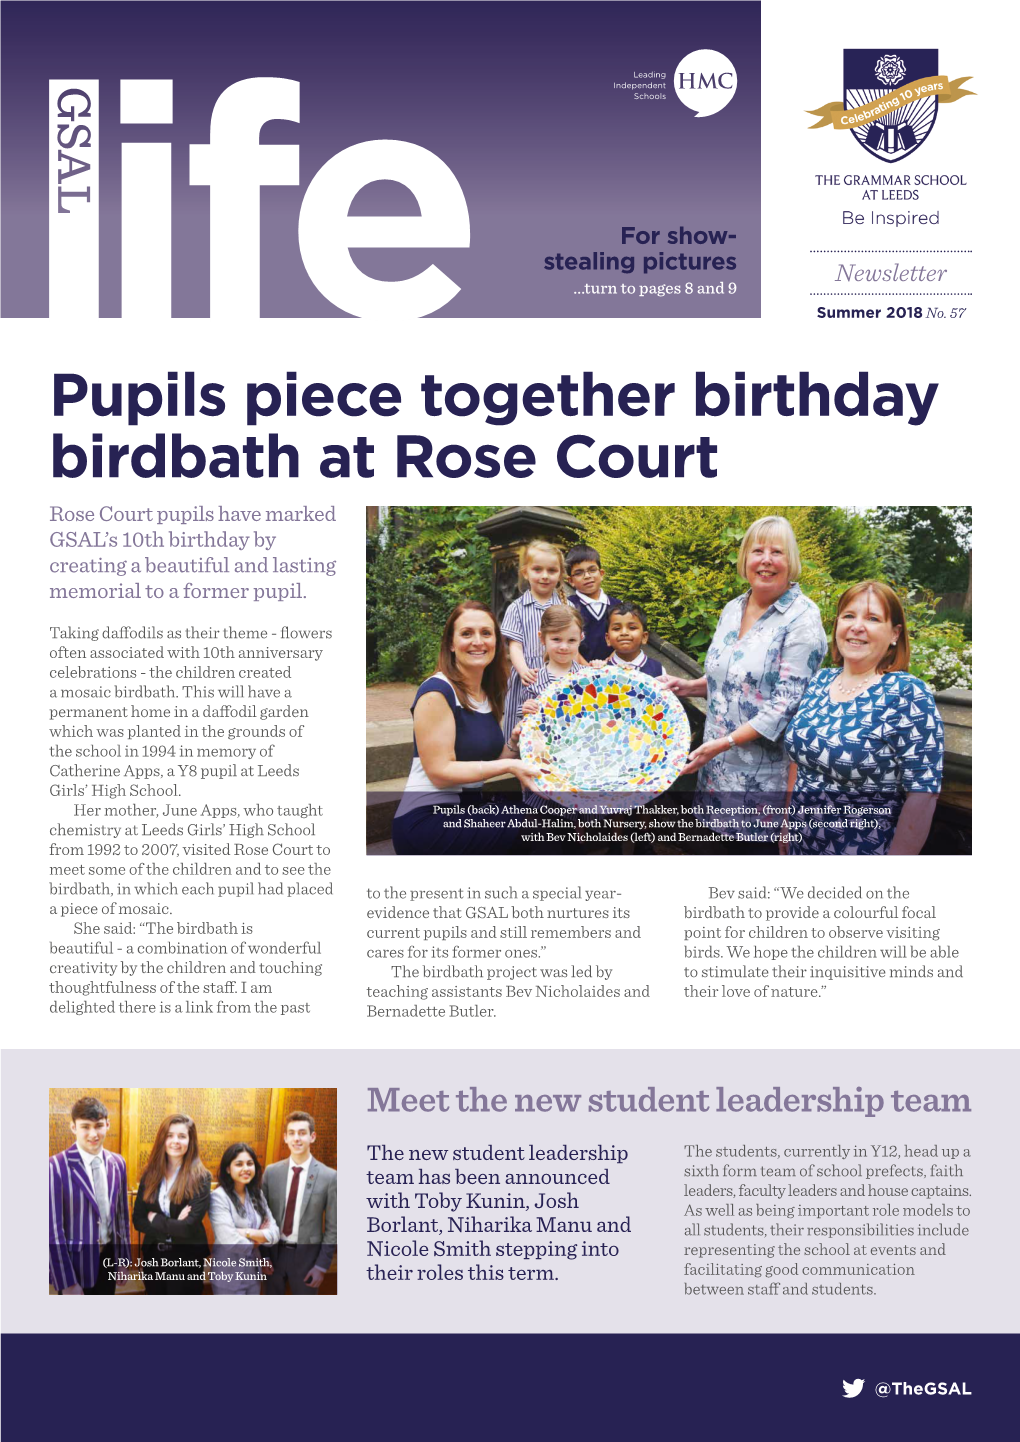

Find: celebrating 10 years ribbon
808;75;974;131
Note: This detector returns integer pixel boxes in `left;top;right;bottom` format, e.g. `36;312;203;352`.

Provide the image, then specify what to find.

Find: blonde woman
661;516;827;846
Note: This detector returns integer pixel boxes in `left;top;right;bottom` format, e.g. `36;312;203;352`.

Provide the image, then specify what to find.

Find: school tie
282;1167;303;1236
91;1155;111;1244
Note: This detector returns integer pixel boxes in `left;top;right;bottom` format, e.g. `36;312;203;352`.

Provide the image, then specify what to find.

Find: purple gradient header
1;1;760;317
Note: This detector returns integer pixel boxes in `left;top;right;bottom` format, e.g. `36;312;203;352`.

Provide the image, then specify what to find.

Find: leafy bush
366;534;442;682
910;640;972;691
808;507;885;581
868;506;971;593
367;507;498;682
868;525;913;590
932;606;972;642
902;591;972;690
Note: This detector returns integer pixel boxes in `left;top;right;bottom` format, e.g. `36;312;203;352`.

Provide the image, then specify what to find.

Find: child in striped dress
522;605;590;711
519;604;589;815
500;541;567;744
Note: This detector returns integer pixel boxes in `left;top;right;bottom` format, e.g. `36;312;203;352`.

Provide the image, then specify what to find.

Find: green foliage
902;590;972;690
910;632;973;690
933;606;972;641
367;506;498;682
807;506;884;581
868;525;913;590
868;506;972;594
366;533;440;682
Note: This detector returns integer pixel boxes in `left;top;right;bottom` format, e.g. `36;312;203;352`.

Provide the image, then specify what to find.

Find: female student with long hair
208;1142;278;1294
132;1114;211;1294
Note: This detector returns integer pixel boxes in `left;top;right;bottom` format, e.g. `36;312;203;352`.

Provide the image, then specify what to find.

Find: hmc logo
674;50;737;117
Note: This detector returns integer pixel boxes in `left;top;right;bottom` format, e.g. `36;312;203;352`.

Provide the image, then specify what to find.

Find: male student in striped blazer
49;1095;132;1294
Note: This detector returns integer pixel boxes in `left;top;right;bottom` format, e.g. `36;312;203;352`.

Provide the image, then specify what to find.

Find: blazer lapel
268;1162;287;1220
104;1152;119;1204
271;1163;286;1213
67;1148;100;1217
297;1159;318;1226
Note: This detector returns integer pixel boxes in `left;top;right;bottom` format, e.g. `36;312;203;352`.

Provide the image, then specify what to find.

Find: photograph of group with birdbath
366;505;971;858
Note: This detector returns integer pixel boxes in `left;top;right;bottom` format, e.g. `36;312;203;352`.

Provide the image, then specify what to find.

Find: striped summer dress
518;659;590;811
500;590;559;744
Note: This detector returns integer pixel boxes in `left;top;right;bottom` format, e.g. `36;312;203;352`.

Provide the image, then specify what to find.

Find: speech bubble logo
674;50;738;117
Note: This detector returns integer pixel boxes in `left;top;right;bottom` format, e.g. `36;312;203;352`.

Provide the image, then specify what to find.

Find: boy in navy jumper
565;546;620;662
605;602;663;677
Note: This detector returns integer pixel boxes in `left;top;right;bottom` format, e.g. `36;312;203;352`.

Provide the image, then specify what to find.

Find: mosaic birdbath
518;667;691;811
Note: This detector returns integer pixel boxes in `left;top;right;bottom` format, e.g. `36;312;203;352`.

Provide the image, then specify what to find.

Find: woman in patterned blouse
781;581;943;855
660;516;827;845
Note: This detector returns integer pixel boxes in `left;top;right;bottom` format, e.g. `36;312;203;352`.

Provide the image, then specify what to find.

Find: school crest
807;52;973;148
845;49;938;160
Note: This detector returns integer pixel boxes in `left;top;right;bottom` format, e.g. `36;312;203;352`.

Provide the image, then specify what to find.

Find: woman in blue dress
392;601;539;855
660;516;827;846
782;581;943;855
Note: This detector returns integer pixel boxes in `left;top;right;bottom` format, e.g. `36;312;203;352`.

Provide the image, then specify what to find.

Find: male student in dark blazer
262;1110;337;1295
49;1095;131;1294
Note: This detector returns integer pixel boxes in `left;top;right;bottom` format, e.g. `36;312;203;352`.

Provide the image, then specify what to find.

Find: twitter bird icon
843;1379;865;1399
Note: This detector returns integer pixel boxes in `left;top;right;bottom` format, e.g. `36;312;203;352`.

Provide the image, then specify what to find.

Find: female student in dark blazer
132;1113;211;1294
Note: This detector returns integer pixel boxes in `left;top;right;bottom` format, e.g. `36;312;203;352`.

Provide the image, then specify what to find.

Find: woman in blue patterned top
661;516;827;844
782;581;943;855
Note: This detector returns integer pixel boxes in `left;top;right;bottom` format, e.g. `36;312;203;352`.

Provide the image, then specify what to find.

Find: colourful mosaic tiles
518;667;691;811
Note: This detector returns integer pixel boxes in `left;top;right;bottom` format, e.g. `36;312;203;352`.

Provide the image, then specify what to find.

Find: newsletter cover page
0;2;1012;1437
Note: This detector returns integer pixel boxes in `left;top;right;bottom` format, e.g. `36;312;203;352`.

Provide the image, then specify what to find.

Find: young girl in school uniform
518;605;589;825
500;541;567;743
521;605;589;711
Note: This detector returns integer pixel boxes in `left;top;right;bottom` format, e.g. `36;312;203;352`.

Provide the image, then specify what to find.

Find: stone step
366;720;414;783
365;772;522;848
366;777;405;845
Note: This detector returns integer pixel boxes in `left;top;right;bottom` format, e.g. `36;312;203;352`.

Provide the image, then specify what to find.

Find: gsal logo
50;77;470;319
806;52;974;155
